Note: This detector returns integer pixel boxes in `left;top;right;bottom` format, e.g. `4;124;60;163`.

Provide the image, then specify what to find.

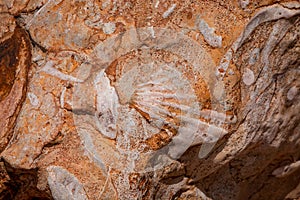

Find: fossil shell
116;63;198;129
94;69;119;139
72;27;231;173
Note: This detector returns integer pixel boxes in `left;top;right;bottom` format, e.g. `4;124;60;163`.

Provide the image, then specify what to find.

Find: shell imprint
95;60;229;162
72;27;234;173
94;69;119;139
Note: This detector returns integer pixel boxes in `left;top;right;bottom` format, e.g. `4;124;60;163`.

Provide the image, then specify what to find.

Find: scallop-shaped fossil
116;62;198;131
111;60;201;158
72;28;234;173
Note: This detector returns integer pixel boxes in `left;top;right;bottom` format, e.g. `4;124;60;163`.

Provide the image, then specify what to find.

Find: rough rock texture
0;0;299;199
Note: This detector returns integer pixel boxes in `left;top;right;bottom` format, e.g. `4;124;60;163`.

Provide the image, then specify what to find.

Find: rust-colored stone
0;1;299;199
0;26;31;152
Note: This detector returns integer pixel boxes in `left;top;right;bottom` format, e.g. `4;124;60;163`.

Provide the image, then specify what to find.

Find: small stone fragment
287;86;298;100
242;68;255;86
198;19;222;48
240;0;249;9
162;4;176;18
27;92;39;106
103;22;116;35
47;166;88;200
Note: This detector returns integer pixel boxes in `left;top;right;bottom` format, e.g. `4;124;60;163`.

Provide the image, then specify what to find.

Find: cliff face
0;0;299;199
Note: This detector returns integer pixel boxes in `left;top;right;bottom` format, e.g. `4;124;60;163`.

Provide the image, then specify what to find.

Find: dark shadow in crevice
0;158;53;200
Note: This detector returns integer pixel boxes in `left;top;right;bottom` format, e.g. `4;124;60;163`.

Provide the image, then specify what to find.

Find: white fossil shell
94;69;119;139
116;63;198;129
115;62;203;160
72;27;233;174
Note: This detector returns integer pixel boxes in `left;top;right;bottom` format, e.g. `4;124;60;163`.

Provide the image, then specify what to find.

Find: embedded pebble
27;92;39;106
287;86;298;100
242;68;255;86
102;22;116;34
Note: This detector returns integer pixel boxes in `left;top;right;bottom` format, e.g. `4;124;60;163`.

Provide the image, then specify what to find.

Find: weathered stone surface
47;165;88;200
0;20;31;153
0;0;299;199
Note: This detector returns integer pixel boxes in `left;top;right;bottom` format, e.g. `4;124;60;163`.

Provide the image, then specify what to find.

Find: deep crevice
0;158;53;200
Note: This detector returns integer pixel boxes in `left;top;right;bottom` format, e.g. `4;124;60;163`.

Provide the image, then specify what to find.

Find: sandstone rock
0;1;299;199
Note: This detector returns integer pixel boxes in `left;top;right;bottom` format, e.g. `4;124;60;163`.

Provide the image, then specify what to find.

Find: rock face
0;0;299;199
0;22;31;153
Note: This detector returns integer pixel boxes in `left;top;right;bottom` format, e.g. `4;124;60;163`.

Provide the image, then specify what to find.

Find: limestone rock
0;1;299;199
